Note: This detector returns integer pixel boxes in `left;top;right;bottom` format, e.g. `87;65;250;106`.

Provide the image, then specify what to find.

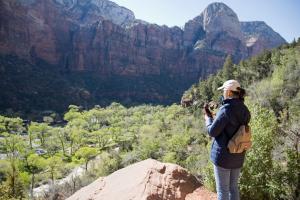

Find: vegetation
0;40;299;199
0;103;210;199
183;39;300;199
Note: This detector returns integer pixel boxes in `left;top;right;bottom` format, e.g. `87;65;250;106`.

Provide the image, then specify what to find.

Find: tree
27;123;36;150
92;129;111;150
46;156;62;184
28;122;49;147
222;55;234;80
67;127;86;156
75;147;98;171
165;133;190;164
240;103;280;199
3;117;24;135
84;107;109;131
26;154;46;199
64;105;82;122
279;109;300;199
2;133;26;198
0;160;27;200
53;127;67;156
46;154;63;200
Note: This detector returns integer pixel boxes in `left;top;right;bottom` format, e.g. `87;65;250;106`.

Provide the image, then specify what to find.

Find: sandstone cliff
0;0;287;111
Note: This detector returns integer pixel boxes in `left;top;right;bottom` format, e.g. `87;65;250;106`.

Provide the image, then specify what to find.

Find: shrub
240;103;280;200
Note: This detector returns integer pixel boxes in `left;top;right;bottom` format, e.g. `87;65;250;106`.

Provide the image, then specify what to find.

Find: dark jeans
214;164;241;200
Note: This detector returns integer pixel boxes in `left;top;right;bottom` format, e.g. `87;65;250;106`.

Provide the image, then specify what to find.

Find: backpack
227;125;252;153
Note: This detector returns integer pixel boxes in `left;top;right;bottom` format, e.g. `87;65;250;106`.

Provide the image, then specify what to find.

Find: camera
203;101;218;118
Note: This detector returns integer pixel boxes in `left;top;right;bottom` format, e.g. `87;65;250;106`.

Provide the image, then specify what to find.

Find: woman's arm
205;107;229;137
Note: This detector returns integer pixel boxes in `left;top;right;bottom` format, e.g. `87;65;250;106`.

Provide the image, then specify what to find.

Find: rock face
241;21;286;56
184;2;248;63
0;0;286;109
66;159;216;200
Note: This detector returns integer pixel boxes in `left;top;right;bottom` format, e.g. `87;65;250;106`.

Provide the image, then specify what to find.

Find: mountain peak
53;0;136;26
204;2;235;13
200;2;242;39
203;2;238;20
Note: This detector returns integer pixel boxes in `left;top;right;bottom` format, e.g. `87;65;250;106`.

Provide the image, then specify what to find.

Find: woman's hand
204;114;211;121
203;103;213;118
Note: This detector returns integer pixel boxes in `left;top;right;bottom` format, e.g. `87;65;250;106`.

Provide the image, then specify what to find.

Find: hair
231;87;246;101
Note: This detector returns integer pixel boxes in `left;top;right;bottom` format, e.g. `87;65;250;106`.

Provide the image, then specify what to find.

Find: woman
204;80;251;200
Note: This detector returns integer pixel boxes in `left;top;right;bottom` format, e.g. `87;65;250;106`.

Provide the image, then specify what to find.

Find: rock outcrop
241;21;286;56
0;0;287;110
66;159;216;200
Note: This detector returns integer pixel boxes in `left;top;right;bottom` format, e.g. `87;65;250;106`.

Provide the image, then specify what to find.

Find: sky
111;0;300;42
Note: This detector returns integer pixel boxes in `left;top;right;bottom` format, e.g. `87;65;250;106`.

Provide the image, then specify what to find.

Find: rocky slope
0;0;286;112
66;159;216;200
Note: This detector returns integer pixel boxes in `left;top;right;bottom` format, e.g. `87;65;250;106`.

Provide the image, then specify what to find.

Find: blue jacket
205;98;251;169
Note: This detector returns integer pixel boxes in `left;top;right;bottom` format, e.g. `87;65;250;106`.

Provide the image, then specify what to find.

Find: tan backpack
227;125;252;153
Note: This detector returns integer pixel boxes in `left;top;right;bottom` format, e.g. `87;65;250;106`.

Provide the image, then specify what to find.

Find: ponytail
232;87;246;101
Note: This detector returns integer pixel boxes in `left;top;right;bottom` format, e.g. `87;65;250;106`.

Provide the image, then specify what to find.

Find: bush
240;103;280;200
96;152;122;176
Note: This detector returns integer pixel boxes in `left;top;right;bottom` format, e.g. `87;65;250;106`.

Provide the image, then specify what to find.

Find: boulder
67;159;216;200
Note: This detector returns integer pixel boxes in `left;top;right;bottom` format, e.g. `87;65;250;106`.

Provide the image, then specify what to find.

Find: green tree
44;127;62;156
0;160;27;200
135;125;161;160
75;147;98;171
222;55;234;80
165;133;190;164
46;155;63;184
27;123;36;150
279;109;300;199
3;117;24;135
2;133;27;198
54;127;67;156
240;103;279;200
64;105;82;122
67;127;86;156
26;154;46;199
96;152;121;176
28;122;49;147
92;129;111;150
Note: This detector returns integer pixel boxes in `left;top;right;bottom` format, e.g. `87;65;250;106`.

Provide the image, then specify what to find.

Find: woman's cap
217;80;240;91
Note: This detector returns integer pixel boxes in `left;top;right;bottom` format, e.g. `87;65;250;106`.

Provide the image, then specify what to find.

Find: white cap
217;80;240;91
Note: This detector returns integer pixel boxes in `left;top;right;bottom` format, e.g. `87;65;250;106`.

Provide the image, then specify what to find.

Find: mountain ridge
0;0;287;114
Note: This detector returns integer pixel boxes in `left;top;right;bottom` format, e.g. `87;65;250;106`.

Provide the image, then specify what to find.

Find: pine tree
222;55;234;80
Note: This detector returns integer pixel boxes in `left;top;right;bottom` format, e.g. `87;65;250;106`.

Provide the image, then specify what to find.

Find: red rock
66;159;202;200
0;1;286;105
185;187;217;200
0;1;286;77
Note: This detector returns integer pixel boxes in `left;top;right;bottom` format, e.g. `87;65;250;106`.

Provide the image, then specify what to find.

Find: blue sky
112;0;300;42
